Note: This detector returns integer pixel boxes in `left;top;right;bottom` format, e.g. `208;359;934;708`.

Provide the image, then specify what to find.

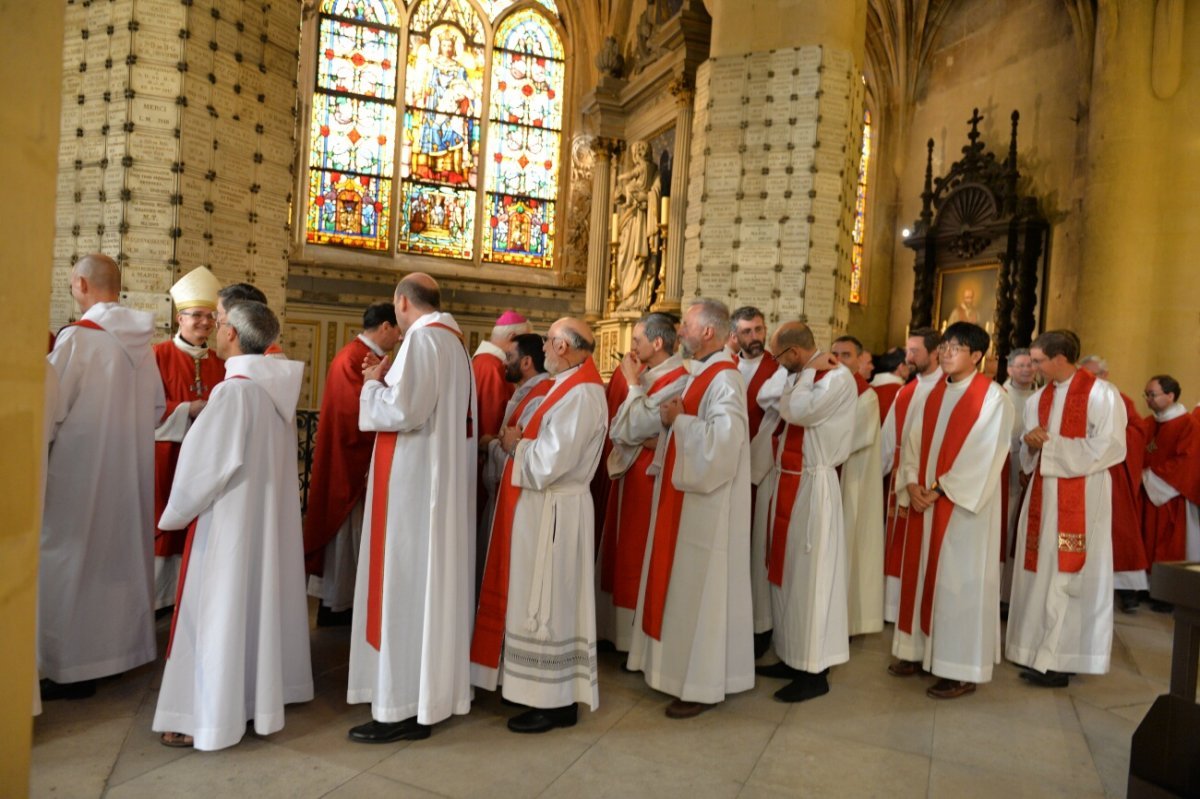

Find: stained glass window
850;108;871;304
483;0;559;21
482;9;564;267
307;0;400;251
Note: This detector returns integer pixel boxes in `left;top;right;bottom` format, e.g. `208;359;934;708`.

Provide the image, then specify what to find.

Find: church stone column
1073;2;1200;397
680;0;867;346
654;77;694;315
584;139;614;321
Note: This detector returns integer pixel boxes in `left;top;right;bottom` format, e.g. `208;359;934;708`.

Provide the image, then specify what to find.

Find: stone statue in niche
562;135;594;289
629;0;662;76
613;140;661;312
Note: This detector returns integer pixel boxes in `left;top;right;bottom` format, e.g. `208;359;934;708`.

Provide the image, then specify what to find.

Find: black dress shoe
316;605;353;627
753;630;773;660
755;660;800;680
1117;590;1139;614
507;704;578;733
348;718;430;743
773;671;830;703
1149;599;1174;614
1018;669;1070;688
596;639;617;653
40;678;97;701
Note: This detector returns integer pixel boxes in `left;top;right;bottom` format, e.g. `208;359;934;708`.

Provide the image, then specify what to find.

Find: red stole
470;359;604;668
505;378;554;428
302;338;373;575
641;359;737;640
853;372;871;396
264;342;284;356
600;364;688;609
766;369;831;587
1024;368;1096;573
896;372;991;635
68;319;104;332
166;374;250;658
591;367;631;546
473;350;515;438
365;323;473;650
884;380;919;579
745;352;779;440
874;381;902;426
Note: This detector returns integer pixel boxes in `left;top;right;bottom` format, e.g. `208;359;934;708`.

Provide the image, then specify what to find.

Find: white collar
474;339;507;360
173;332;210;359
1156;403;1187;422
358;333;385;357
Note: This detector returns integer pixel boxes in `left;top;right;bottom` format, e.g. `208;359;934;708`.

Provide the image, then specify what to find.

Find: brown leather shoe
665;700;716;719
926;679;976;699
887;659;922;677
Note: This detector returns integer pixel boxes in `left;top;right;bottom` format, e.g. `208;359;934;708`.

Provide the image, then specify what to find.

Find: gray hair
491;321;532;343
688;297;731;339
1007;348;1031;361
1079;354;1107;372
638;312;678;354
560;327;595;353
226;301;279;355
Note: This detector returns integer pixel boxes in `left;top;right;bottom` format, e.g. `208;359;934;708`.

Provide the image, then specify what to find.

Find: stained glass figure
397;0;485;258
850;108;871;304
307;0;400;251
482;8;563;267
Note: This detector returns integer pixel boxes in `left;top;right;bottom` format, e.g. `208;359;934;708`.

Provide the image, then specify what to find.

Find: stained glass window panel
321;0;398;25
309;94;397;176
398;0;485;258
483;8;563;267
316;18;399;100
484;0;559;21
308;170;392;250
850;108;871;304
483;194;555;267
399;184;476;259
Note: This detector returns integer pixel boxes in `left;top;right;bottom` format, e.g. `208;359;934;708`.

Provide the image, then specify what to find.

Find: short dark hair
1032;329;1080;364
1150;374;1181;402
833;335;863;355
363;302;397;330
731;306;765;326
874;347;906;374
513;333;546;373
225;301;279;355
639;312;678;354
907;326;941;353
942;322;991;356
219;282;268;306
396;276;440;310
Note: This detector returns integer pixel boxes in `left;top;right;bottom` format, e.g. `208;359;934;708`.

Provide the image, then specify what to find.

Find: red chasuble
600;365;688;609
153;339;226;558
1109;393;1149;573
884;380;920;579
470;359;605;667
1024;368;1096;573
302;337;375;576
473;351;515;439
896;372;991;635
642;359;737;640
745;352;779;440
1141;410;1200;563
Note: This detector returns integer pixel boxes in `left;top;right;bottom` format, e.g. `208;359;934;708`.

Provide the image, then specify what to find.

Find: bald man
472;317;608;734
347;273;476;742
40;254;165;699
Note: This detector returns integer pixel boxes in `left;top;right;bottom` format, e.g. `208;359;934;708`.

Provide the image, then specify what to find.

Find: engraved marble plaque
131;96;179;131
130;64;182;98
128;197;176;229
120;289;173;328
126;165;177;199
122;265;174;294
133;31;182;64
123;228;175;262
127;131;179;165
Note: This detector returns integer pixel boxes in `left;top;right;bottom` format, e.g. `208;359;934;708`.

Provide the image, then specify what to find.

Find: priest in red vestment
1140;375;1200;611
153;266;226;611
869;347;909;425
473;310;531;439
303;303;401;624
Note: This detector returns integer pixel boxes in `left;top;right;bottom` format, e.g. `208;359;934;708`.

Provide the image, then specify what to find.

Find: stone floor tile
540;743;744;799
319;771;449;798
30;716;133;799
928;759;1106;799
1073;698;1137;799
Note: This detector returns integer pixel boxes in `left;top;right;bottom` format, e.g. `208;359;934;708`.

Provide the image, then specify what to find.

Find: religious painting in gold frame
934;262;999;337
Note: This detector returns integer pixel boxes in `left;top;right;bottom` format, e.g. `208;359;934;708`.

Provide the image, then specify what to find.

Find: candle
611;211;619;244
660;195;669;225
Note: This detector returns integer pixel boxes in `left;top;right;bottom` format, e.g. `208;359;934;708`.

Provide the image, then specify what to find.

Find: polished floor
31;602;1174;798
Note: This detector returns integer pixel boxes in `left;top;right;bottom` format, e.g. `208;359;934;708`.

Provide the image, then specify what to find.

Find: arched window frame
850;104;872;305
296;0;574;280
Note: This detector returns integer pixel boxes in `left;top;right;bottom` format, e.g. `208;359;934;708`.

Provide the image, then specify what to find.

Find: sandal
160;731;194;748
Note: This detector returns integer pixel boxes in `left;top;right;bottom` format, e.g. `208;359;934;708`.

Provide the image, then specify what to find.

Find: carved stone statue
612;140;660;312
595;35;624;79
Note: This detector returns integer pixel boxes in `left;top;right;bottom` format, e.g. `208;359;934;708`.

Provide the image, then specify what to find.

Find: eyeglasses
1144;391;1163;399
772;345;795;360
180;311;217;322
937;343;969;356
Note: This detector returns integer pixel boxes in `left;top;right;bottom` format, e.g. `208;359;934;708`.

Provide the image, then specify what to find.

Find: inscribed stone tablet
131;97;178;131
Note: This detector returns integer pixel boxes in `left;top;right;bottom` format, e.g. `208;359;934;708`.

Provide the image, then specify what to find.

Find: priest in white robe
832;335;885;637
153;300;312;750
347;274;476;743
1001;348;1036;603
756;322;857;703
881;328;943;624
1006;330;1126;687
627;299;755;719
749;368;786;645
597;313;687;652
890;323;1013;699
40;254;164;700
472;318;608;734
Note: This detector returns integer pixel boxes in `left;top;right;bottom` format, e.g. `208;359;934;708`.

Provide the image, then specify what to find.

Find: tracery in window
850;108;871;304
306;0;400;251
481;8;564;267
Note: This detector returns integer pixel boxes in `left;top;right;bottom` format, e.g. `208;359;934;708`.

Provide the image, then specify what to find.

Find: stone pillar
50;0;302;332
654;77;694;315
584;139;614;321
680;0;867;346
1072;2;1200;397
1;2;62;789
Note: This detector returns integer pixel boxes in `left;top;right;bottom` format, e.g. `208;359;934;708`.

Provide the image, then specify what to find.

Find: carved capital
668;75;695;106
590;137;618;160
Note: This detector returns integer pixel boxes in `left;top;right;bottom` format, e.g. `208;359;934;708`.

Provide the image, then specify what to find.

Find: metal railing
296;410;319;514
